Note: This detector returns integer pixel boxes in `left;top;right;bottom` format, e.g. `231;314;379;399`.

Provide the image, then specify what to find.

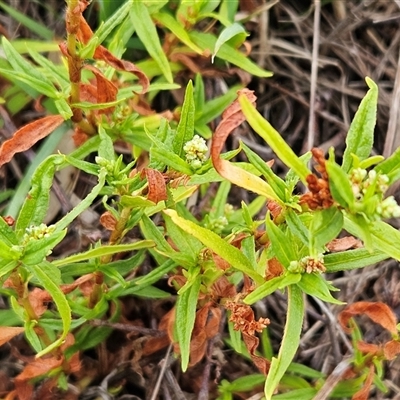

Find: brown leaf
352;364;375;400
28;288;52;317
0;326;25;347
266;257;284;280
326;237;362;252
144;168;168;203
84;65;118;114
189;304;221;366
100;211;117;231
77;16;149;94
356;340;381;357
383;339;400;360
242;332;270;375
338;301;398;334
0;115;64;167
15;357;63;400
211;89;278;198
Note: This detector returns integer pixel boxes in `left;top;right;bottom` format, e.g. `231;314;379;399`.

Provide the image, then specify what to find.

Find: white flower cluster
350;168;400;218
183;135;208;170
23;223;55;244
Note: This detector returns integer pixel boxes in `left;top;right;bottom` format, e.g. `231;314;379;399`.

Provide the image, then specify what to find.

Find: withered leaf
0;327;25;347
77;16;149;94
338;301;397;334
144;168;168;204
0;115;64;167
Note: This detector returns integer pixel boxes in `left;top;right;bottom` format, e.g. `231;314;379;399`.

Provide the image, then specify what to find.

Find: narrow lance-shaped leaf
15;155;62;238
324;248;388;273
0;115;64;168
342;77;378;173
174;80;195;158
25;261;71;358
212;23;248;63
163;209;264;284
264;284;304;400
130;0;173;83
175;274;201;372
239;94;311;183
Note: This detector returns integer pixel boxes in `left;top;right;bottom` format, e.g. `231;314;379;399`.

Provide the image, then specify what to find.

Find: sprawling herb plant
1;1;400;399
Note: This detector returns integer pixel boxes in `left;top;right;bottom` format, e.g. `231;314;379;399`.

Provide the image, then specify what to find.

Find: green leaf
239;95;311;183
164;213;202;261
241;142;287;201
0;214;17;246
25;320;42;353
264;285;304;400
15;155;60;238
0;260;18;279
265;215;296;268
52;240;154;267
175;274;201;372
285;210;309;247
150;147;194;175
324;248;388;273
190;31;272;78
130;1;173;83
375;147;400;184
212;23;248;62
325;159;355;209
90;0;132;48
174;81;195;157
297;273;344;305
22;230;67;265
25;261;71;358
369;220;400;261
342;77;378;173
98;126;116;161
140;214;194;266
244;273;301;305
309;208;343;253
163;209;264;284
153;12;203;54
0;68;59;99
54;98;73;120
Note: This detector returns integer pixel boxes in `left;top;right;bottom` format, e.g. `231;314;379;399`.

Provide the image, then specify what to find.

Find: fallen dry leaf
0;115;64;167
338;301;398;334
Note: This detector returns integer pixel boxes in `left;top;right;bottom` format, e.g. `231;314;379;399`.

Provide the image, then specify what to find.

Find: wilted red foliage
0;115;64;168
338;301;398;334
300;148;335;210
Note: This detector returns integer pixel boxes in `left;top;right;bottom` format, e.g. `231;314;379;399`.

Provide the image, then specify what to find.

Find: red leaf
15;357;63;400
0;115;64;167
356;340;381;356
144;169;168;203
0;327;25;347
338;301;398;334
383;339;400;360
242;332;270;375
84;65;118;114
77;16;149;94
